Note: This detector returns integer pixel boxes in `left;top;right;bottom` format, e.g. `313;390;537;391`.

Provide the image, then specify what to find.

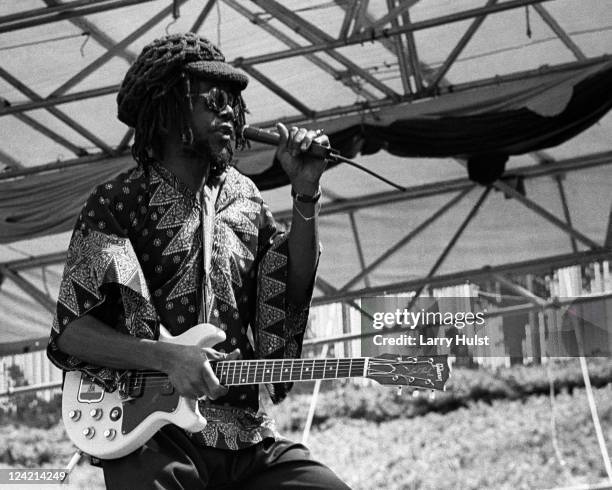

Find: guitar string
131;359;368;377
117;359;442;388
123;358;441;378
130;360;367;385
124;360;369;387
128;356;437;378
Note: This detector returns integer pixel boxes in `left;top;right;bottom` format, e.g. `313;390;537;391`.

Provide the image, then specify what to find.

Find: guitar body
61;323;225;459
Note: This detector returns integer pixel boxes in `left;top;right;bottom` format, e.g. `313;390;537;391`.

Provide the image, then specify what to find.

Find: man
47;33;350;489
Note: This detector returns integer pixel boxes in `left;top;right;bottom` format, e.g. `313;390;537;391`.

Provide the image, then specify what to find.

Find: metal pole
302;343;329;444
0;381;61;397
429;0;498;89
0;266;56;314
312;250;612;307
0;67;115;154
348;212;371;288
406;186;491;309
339;186;474;292
555;176;579;253
238;65;315;117
532;4;586;61
490;272;548;307
190;0;217;33
493;180;602;249
234;0;556;66
366;0;419;31
0;0;154;34
401;10;423;92
0;85;119;117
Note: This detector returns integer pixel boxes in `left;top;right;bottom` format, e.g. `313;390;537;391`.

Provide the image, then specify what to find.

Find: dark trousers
102;426;351;489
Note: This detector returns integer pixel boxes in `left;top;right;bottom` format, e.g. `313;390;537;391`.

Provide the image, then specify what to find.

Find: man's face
187;78;238;172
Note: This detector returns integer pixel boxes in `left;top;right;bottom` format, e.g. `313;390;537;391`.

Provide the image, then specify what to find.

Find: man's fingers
314;134;330;148
226;348;242;360
201;362;228;400
276;122;289;146
201;347;226;360
300;130;319;151
291;128;308;154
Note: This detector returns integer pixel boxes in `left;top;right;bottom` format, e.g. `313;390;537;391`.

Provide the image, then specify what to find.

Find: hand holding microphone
241;122;407;192
242;124;334;160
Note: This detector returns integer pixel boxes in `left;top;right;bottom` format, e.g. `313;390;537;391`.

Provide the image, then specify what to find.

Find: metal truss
0;0;597;168
304;289;612;348
0;0;608;355
2;55;609;180
312;248;611;307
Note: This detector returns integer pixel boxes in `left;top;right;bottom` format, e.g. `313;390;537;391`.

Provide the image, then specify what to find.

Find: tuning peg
396;386;402;396
429;390;436;400
412;389;420;398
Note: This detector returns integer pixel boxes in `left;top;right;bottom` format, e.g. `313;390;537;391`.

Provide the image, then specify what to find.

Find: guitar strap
198;181;220;324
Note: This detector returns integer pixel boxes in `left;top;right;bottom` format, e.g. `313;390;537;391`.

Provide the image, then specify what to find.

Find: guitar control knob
68;410;81;421
82;427;95;439
110;407;122;421
104;429;116;440
90;408;103;420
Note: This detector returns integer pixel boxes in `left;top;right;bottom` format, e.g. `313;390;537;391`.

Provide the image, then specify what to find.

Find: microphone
241;125;407;191
242;125;334;160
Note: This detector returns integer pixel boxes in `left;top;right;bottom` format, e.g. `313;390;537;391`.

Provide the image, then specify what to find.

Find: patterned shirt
47;162;315;450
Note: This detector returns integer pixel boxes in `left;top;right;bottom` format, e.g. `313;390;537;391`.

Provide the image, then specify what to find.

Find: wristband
291;185;322;203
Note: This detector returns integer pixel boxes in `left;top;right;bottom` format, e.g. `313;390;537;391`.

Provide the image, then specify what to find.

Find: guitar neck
211;358;368;385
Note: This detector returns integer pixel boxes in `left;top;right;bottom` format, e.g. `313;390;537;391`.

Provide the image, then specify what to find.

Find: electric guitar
62;323;450;459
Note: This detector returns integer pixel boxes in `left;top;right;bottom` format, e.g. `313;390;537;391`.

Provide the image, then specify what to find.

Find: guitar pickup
160;382;174;395
119;372;144;399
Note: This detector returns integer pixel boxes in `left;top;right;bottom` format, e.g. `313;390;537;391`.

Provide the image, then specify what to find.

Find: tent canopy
0;0;611;354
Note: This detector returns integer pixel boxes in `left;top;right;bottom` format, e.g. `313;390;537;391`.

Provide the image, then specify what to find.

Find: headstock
366;354;450;391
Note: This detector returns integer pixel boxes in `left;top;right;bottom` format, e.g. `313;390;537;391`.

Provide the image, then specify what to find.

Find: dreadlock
117;33;249;177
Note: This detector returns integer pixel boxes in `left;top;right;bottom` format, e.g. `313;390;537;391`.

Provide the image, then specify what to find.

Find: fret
268;360;276;383
289;358;295;382
335;359;340;379
321;359;328;378
299;359;304;381
238;360;244;384
255;360;264;384
303;359;313;380
218;362;226;384
276;360;283;383
348;358;353;379
284;360;292;382
244;361;251;384
264;360;271;383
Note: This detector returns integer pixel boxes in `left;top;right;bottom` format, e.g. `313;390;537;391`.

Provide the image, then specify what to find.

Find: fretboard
210;358;368;385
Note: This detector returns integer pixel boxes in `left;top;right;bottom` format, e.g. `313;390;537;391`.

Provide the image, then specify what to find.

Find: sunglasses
190;87;239;115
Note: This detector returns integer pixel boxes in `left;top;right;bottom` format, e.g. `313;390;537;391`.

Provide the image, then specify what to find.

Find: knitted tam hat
117;32;249;127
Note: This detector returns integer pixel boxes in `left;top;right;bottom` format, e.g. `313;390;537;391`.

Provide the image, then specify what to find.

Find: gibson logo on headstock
435;363;445;382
